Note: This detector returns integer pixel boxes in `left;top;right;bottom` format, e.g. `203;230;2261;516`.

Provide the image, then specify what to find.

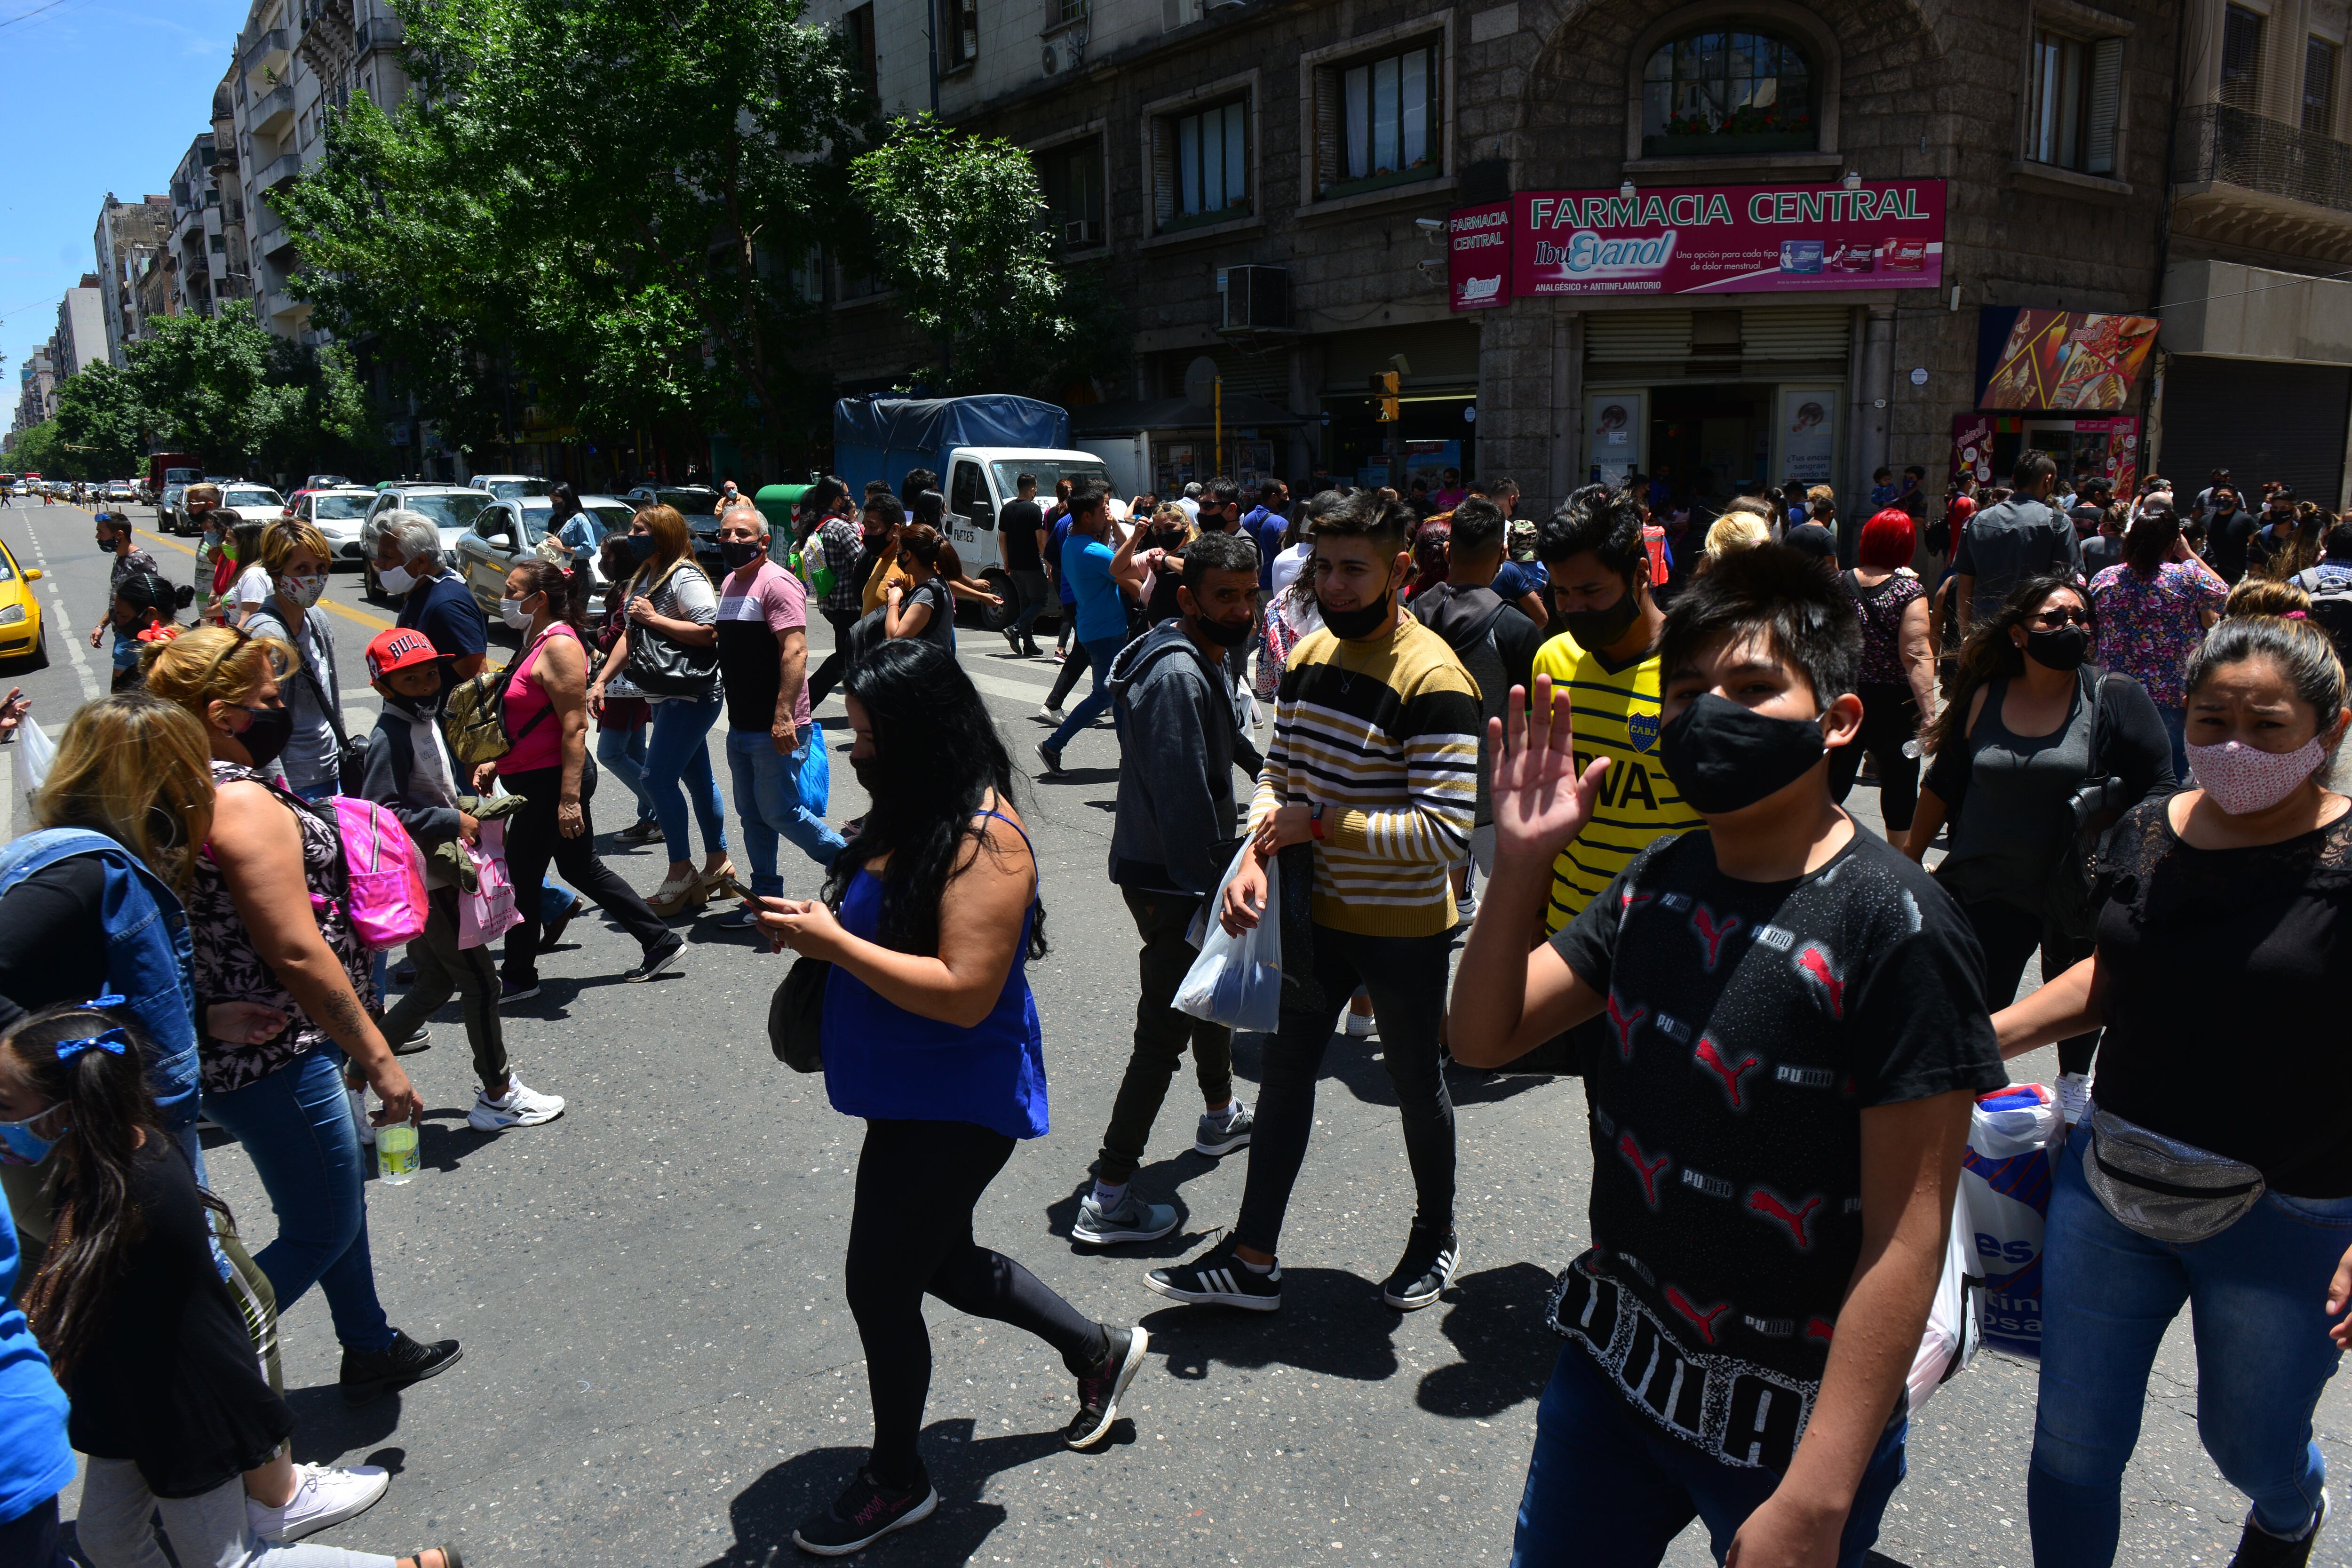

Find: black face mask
718;539;765;570
1319;586;1394;641
2022;625;2090;671
1656;692;1828;815
624;533;656;563
232;705;296;770
1561;578;1642;651
1190;613;1251;648
850;755;882;800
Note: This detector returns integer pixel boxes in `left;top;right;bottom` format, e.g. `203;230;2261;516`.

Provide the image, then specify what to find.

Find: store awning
1070;395;1315;436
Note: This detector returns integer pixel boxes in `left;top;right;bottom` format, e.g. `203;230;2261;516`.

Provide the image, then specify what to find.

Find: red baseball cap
365;628;442;681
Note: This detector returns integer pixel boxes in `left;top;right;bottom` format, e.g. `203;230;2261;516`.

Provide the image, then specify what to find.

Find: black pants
805;608;861;709
382;888;505;1090
497;762;671;987
1960;896;2099;1075
1233;923;1456;1256
1046;635;1090;709
847;1118;1107;1489
1097;889;1233;1185
1827;680;1923;833
0;1494;62;1568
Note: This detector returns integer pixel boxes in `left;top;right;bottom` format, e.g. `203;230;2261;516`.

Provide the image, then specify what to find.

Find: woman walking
2089;499;2228;780
1828;509;1938;836
588;506;733;916
476;560;682;996
1996;613;2352;1568
758;640;1146;1557
589;535;659;845
881;524;956;651
243;520;347;801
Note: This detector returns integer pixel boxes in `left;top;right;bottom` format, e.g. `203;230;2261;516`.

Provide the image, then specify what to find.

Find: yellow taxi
0;534;47;669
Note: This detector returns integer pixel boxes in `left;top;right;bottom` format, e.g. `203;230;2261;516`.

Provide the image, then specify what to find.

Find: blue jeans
1046;634;1127;752
199;1046;396;1353
643;694;726;861
2154;703;2189;783
597;722;652;822
1512;1344;1907;1568
2028;1124;2347;1563
724;728;847;898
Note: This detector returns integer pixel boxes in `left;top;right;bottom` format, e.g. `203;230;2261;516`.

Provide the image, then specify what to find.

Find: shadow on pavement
696;1420;1064;1566
1143;1266;1403;1383
1417;1262;1561;1419
284;1378;408;1465
1031;766;1119;787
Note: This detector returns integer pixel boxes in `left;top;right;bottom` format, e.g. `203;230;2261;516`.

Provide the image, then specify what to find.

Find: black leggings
847;1118;1106;1489
1046;636;1090;709
1827;680;1922;833
805;608;862;709
1959;896;2099;1075
496;763;671;987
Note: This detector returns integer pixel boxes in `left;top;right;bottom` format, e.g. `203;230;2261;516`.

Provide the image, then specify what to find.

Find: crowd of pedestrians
0;449;2346;1568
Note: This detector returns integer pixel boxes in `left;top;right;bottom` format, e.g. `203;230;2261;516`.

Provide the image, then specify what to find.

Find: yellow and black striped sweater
1247;617;1482;938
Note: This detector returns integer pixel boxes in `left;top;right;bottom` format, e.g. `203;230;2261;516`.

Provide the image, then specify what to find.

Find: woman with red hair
1828;508;1937;835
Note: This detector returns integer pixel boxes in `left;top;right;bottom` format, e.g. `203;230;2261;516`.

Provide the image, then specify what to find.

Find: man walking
1036;485;1139;772
1071;529;1263;1247
1951;451;2081;634
90;511;161;678
1146;490;1481;1313
999;472;1051;658
713;506;845;924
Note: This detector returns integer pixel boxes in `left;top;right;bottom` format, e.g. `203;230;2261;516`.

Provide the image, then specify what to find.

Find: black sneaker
792;1467;939;1557
2231;1490;2330;1568
615;819;663;847
539;897;580;953
625;935;684;982
1192;1098;1254;1157
1035;739;1064;774
389;1027;431;1056
339;1330;463;1405
1144;1244;1280;1311
1381;1224;1461;1311
1065;1325;1149;1449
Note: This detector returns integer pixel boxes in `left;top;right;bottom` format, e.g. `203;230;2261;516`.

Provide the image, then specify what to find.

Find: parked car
103;479;135;502
0;534;48;671
291;486;379;567
453;494;633;616
358;484;498;600
302;473;355;491
471;473;552;504
215;484;286;527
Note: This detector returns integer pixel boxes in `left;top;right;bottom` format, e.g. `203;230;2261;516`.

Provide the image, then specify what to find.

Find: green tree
52;361;148;478
122;303;303;473
7;421;80;480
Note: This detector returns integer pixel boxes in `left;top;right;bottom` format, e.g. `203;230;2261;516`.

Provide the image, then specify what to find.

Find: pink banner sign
1508;180;1946;298
1448;202;1512;310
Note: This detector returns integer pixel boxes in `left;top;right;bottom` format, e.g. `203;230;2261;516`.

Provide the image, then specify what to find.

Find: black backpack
1435;597;1515;827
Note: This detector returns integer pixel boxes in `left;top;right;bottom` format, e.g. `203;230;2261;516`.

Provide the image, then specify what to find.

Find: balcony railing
354;16;404;51
2174;101;2352;215
240;26;288;72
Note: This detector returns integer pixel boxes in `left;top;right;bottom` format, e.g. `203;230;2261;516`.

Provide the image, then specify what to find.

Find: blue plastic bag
1173;843;1283;1033
798;720;829;818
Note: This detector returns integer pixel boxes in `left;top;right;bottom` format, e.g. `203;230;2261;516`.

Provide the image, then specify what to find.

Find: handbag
621;560;722;698
768;954;830;1072
294;658;368;795
456;818;523;949
2042;670;2127;940
2082;1104;2266;1244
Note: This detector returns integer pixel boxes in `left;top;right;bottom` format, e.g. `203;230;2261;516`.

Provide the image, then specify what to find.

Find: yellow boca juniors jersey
1529;631;1703;932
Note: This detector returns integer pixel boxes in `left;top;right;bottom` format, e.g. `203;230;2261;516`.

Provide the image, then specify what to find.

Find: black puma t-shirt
1549;826;2002;1471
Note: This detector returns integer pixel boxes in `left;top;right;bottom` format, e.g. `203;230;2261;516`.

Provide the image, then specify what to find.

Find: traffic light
1370;371;1400;422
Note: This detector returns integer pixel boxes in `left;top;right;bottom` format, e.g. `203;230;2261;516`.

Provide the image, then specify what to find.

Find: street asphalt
0;496;2342;1568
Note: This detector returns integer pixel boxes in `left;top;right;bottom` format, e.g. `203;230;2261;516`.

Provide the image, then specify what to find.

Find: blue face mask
0;1108;64;1166
625;533;656;562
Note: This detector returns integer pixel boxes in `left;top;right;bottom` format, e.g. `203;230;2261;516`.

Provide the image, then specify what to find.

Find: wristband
1308;803;1326;842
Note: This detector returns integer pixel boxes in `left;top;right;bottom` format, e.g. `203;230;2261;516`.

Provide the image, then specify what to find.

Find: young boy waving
1450;545;2003;1568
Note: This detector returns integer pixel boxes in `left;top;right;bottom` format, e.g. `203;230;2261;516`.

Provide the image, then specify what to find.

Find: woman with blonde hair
2224;575;2312;621
590;504;734;915
146;628;461;1406
244;519;349;799
1702;509;1772;562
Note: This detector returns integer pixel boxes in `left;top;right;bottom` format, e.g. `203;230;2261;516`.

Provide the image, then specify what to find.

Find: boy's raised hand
1490;674;1612;861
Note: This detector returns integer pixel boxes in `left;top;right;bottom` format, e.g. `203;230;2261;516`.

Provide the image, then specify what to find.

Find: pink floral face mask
2185;736;2328;815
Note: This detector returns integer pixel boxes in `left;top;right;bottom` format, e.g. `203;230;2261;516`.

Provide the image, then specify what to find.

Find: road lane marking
131;525;394;633
12;511;100;702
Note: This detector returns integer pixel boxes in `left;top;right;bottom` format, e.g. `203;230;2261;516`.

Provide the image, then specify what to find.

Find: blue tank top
820;810;1049;1140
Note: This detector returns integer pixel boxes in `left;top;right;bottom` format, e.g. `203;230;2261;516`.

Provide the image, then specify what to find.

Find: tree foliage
52;361;146;477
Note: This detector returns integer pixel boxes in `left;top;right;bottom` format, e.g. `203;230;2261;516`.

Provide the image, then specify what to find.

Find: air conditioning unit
1063;219;1102;247
1219;264;1289;333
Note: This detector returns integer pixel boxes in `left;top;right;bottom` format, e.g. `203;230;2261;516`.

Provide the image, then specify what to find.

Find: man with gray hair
375;511;488;692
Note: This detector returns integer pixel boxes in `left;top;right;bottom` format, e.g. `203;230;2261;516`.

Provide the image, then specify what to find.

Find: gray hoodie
1106;618;1245;895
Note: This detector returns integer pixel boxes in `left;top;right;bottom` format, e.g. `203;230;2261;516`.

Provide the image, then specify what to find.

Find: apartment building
92;193;172;365
165;133;236;321
53;278;109;382
9;351;57;447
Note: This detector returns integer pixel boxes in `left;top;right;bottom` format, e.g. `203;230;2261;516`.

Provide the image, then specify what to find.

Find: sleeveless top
502;623;576;773
821;810;1049;1140
1842;570;1923;685
1933;678;2093;917
186;762;375;1095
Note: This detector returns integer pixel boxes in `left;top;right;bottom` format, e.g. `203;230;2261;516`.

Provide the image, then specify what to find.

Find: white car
472;473;552;504
215;484;286;526
358;484;497;600
292;487;379;567
104;480;135;502
454;494;633;615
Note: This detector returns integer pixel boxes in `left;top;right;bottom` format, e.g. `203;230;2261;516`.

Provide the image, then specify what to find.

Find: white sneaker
347;1084;375;1147
469;1077;566;1131
1343;1010;1375;1039
249;1462;389;1542
1038;704;1066;723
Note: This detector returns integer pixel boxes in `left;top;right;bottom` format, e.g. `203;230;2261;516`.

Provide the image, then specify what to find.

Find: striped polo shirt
1530;630;1703;932
1248;617;1481;939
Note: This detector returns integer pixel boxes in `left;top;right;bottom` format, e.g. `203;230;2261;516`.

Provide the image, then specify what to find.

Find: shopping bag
16;718;55;799
1906;1186;1984;1412
457;819;523;949
1173;843;1283;1033
797;720;829;819
1960;1082;2065;1358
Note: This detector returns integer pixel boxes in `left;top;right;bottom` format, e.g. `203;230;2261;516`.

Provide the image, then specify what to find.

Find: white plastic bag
1907;1187;1984;1412
1960;1082;2065;1358
1173;843;1283;1032
457;818;523;949
16;719;55;800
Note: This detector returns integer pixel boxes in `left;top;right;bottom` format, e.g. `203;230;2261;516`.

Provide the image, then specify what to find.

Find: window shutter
1585;310;1695;363
1152;119;1177;230
2087;37;2122;175
1314;65;1341;196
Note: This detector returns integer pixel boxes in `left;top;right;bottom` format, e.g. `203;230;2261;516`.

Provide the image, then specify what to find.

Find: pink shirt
717;559;814;734
502;623;580;773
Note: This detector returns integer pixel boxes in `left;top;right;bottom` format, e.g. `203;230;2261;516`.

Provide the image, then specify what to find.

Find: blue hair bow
59;993;133;1059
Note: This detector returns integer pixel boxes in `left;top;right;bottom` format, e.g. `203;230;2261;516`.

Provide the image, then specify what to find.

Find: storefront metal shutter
1585;310;1694;363
1738;304;1852;363
1582;306;1849;368
2161;356;2350;504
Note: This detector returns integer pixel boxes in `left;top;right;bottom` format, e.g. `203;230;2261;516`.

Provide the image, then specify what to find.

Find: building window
1153;96;1248;231
939;0;976;72
1641;29;1813;155
1039;137;1105;250
2221;5;2263;111
2305;37;2337;133
1311;38;1440;199
842;4;877;98
1053;0;1086;25
210;234;227;253
2028;31;2122;174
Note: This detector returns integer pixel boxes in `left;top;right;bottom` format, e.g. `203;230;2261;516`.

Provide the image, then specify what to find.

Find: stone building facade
92;193;172;366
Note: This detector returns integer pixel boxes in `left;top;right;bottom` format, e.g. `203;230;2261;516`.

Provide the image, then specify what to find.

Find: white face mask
498;596;534;629
378;560;418;596
278;572;327;609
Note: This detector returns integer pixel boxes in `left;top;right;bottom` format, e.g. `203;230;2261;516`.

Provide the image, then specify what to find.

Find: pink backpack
326;797;430;949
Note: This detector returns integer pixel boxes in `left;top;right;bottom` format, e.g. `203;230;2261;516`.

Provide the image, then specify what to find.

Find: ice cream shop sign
1448;180;1947;308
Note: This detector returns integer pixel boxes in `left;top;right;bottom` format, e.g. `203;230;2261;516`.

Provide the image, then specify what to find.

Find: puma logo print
1805;1317;1837;1346
1693;1037;1762;1110
1667;1284;1731;1345
1746;1187;1824;1250
1617;1130;1670;1208
1606;992;1647;1062
1794;944;1845;1019
1689;904;1743;970
1620;889;1655;915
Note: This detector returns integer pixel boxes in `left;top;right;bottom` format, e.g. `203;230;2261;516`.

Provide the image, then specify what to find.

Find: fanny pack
2082;1104;2265;1244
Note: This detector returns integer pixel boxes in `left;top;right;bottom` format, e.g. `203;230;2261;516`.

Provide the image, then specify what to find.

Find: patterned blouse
1846;570;1924;684
186;761;376;1095
2090;561;2228;709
